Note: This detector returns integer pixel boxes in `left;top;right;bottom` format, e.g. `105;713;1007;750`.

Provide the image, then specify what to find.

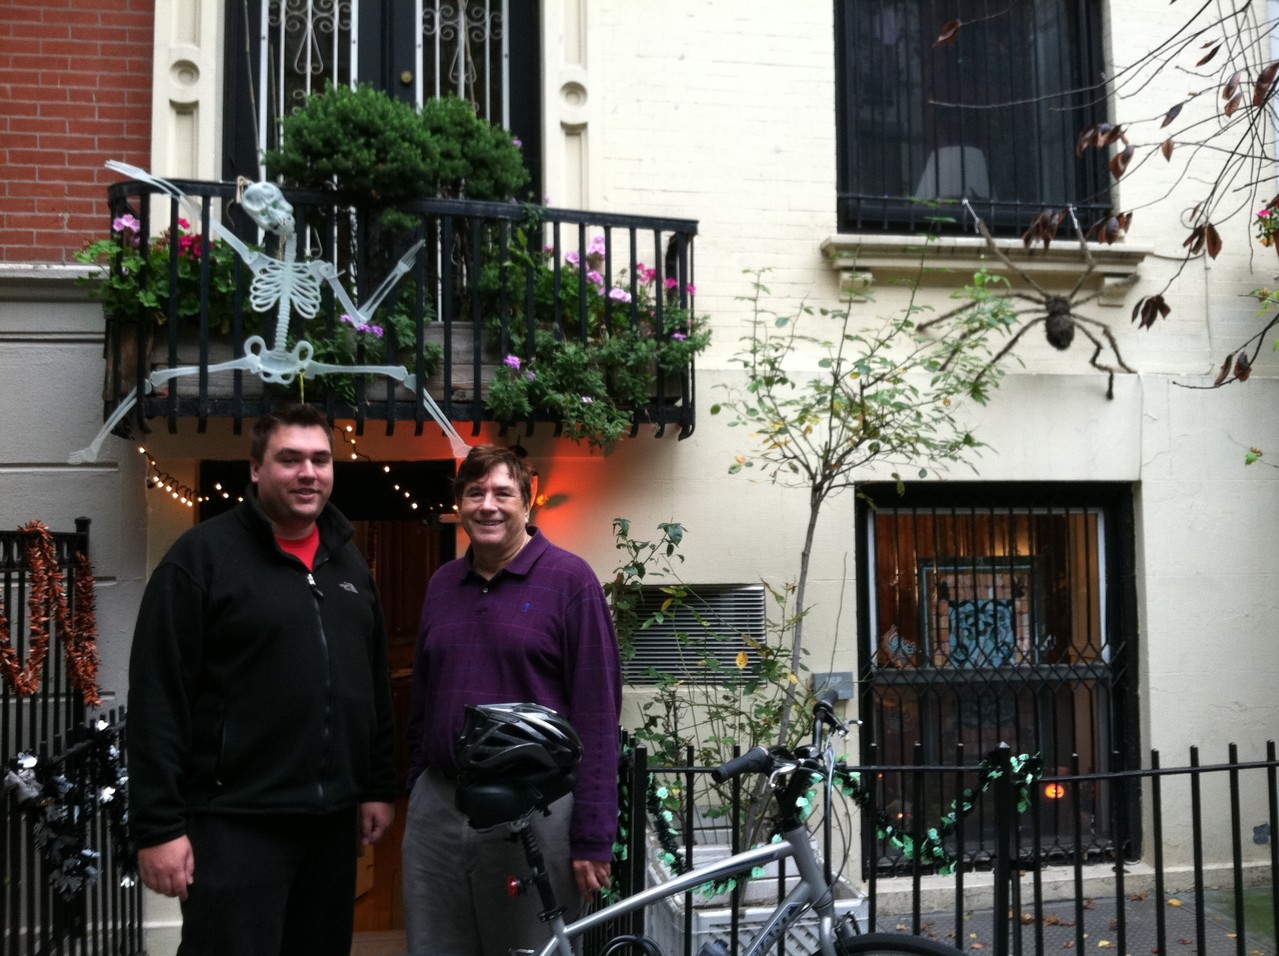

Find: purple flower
565;250;581;267
588;234;607;256
586;270;604;289
526;370;536;381
512;136;523;148
609;287;632;303
504;354;522;370
581;395;594;404
113;214;141;235
368;324;384;339
671;331;688;341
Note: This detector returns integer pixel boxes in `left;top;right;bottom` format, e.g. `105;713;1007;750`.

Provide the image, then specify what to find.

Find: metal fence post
991;743;1013;956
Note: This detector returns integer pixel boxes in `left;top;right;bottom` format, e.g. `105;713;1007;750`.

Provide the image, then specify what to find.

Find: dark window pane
835;0;1111;235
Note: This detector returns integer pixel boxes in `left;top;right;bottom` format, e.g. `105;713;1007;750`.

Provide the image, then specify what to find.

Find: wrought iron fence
93;179;700;441
608;740;1279;956
1;520;142;956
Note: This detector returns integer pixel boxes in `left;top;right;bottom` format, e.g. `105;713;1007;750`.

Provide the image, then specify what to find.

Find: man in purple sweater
401;444;622;955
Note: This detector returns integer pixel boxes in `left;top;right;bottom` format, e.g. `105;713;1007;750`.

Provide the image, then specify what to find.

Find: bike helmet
456;702;583;779
454;703;584;828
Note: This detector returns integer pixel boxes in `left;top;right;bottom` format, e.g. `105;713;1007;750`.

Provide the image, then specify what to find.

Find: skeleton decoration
70;161;470;463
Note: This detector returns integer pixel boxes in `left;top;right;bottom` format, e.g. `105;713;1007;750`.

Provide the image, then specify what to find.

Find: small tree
619;269;1014;848
713;270;1010;755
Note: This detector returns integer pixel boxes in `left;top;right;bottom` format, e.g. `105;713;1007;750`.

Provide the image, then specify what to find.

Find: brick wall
0;0;154;264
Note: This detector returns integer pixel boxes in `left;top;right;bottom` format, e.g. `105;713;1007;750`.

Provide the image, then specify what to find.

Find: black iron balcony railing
93;178;699;442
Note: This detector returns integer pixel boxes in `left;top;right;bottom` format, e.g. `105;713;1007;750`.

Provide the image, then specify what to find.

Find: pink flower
664;277;679;291
638;265;657;284
504;354;522;370
671;331;688;341
609;287;632;303
565;250;581;267
686;283;697;296
588;234;607;256
512;136;522;148
586;270;604;289
112;214;141;235
368;324;384;338
581;396;594;404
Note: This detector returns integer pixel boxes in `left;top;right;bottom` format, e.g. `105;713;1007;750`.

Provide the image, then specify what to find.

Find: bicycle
455;694;959;956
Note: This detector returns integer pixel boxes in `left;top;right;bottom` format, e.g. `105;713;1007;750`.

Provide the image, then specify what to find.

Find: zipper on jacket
306;563;333;802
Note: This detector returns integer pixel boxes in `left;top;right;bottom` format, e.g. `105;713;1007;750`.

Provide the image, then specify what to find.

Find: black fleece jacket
126;490;395;849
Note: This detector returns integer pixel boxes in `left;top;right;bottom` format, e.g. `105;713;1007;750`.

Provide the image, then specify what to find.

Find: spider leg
962;199;1053;300
1074;315;1136;374
917;298;982;333
988;316;1048;367
1064;206;1098;301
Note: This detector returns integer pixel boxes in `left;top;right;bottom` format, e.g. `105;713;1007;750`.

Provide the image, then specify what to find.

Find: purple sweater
405;529;622;861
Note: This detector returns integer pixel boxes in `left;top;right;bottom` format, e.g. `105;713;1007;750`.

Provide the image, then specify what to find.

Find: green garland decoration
835;751;1043;876
638;750;1043;892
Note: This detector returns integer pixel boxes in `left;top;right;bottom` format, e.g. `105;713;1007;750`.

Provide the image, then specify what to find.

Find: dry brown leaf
1235;351;1252;382
1196;42;1221;67
1205;222;1223;258
1161;139;1175;161
936;20;962;46
1161;103;1183;127
1109;145;1135;180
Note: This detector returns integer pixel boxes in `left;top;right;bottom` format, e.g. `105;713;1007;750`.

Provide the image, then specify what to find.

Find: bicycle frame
531;820;843;956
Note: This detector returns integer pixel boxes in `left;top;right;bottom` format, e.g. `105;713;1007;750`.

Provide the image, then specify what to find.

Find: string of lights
137;445;204;508
138;428;458;519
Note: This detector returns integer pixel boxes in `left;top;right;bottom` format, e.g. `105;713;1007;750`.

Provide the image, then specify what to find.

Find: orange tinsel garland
0;520;101;706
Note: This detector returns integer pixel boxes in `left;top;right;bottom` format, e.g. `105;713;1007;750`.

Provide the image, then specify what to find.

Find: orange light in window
1043;782;1066;800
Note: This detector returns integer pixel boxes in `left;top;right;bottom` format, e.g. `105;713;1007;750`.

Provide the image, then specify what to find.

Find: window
223;1;542;193
835;0;1110;236
857;483;1139;870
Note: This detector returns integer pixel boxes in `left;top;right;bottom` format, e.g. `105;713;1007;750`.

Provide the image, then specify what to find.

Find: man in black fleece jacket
126;404;395;956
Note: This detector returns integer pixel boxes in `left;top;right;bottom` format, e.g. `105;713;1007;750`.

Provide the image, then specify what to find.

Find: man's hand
137;836;195;900
360;801;395;845
573;858;612;898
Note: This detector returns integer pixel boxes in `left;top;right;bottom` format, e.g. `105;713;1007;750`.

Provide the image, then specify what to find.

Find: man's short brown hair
453;445;532;506
250;404;332;463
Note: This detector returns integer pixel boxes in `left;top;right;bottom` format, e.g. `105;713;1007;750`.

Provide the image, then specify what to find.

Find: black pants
177;809;358;956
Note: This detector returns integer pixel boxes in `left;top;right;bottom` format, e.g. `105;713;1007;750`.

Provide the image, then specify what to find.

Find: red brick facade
0;0;154;263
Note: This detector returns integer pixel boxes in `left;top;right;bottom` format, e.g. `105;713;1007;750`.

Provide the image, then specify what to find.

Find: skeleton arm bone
105;161;274;274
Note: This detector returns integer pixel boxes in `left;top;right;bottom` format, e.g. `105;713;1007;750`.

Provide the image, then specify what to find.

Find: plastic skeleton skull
70;162;469;463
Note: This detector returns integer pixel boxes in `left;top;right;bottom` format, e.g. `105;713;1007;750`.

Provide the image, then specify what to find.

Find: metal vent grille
622;584;766;684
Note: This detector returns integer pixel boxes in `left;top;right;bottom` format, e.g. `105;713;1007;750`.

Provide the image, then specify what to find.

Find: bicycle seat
455;767;578;829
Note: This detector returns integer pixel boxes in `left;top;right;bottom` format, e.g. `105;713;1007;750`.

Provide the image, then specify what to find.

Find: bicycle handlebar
711;746;772;783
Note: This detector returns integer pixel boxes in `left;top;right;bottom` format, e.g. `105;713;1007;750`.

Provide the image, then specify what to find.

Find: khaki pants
401;768;581;956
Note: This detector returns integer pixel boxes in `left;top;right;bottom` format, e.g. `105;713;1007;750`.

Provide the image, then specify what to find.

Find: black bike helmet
454;703;584;828
456;702;583;780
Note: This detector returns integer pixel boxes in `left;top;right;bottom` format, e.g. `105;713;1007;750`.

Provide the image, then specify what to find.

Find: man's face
458;464;530;555
250;424;334;536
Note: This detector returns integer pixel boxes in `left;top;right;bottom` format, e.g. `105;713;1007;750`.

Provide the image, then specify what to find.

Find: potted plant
76;213;270;399
482;230;710;449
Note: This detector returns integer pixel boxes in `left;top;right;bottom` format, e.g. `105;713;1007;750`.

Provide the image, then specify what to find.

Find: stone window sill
820;233;1151;307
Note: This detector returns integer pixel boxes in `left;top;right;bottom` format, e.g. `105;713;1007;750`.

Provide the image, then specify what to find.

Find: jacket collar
238;485;354;553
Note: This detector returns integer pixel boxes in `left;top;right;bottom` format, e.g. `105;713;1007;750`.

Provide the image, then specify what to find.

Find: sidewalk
879;889;1276;956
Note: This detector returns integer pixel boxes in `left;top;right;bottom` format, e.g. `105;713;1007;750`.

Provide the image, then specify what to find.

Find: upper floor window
223;0;542;193
835;0;1110;236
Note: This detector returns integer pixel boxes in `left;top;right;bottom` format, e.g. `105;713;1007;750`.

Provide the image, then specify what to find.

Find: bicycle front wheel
835;931;958;956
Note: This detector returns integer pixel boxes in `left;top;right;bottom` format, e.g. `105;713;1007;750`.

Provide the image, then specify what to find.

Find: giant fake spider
918;201;1137;399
